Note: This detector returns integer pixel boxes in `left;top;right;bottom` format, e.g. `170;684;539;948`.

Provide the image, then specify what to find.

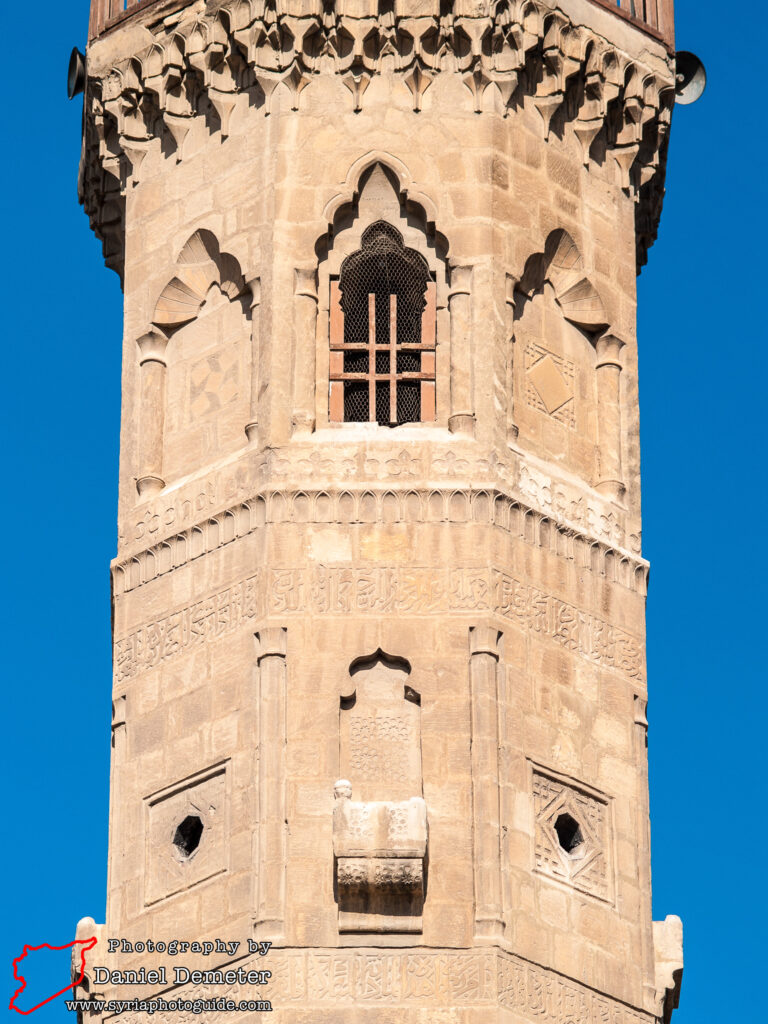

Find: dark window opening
173;814;204;859
329;221;436;425
554;812;584;855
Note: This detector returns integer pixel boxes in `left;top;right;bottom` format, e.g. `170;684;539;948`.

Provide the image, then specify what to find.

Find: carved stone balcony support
333;784;428;934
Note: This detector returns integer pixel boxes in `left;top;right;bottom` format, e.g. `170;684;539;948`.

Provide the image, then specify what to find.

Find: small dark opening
344;381;369;421
554;812;583;854
173;815;204;859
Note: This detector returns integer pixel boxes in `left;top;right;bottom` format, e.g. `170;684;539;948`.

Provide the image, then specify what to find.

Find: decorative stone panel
340;651;421;803
531;764;612;903
144;762;228;905
526;342;576;427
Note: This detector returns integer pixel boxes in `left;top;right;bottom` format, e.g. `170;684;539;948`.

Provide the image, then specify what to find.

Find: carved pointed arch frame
314;156;452;432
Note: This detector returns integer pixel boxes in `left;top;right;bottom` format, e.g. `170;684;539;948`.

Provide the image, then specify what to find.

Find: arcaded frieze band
81;0;674;275
111;482;650;599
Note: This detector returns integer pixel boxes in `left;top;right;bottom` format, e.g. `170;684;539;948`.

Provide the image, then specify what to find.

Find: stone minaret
74;0;684;1021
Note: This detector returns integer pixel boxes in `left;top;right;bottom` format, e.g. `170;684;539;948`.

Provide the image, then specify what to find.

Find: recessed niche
173;815;203;860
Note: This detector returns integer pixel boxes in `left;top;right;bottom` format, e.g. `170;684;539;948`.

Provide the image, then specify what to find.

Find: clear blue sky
1;2;764;1021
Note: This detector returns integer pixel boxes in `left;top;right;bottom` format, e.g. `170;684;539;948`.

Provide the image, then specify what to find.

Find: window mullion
368;293;376;423
389;293;397;425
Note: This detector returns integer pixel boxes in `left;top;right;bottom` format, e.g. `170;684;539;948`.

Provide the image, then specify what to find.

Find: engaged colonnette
72;0;685;1021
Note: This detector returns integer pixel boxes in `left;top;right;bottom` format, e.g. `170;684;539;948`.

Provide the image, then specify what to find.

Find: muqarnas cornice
80;0;674;278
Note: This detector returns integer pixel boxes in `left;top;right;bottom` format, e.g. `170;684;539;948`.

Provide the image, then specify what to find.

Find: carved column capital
595;332;625;369
448;264;473;297
294;266;318;301
245;273;261;309
469;625;501;658
136;329;169;366
257;626;287;661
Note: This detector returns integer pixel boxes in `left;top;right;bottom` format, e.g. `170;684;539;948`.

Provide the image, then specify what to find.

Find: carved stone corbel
653;915;684;1024
333;783;428;933
334;650;427;933
70;917;107;1020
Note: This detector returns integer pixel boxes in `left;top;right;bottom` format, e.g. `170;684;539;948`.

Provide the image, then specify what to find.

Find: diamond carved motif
525;343;575;427
188;350;240;421
532;766;612;902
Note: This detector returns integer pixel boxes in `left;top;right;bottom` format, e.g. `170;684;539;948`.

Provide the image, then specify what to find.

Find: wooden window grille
329;221;436;425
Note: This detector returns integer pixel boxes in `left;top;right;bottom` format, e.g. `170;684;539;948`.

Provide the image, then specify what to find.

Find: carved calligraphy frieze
114;568;644;684
103;948;652;1022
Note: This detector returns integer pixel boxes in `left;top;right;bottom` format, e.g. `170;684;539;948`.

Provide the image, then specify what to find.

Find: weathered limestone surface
73;1;682;1021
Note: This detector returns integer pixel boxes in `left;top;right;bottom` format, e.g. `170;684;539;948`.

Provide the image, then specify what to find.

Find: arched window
329;221;436;425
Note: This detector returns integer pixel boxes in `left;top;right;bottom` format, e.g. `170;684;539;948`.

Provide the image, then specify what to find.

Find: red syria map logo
9;936;97;1014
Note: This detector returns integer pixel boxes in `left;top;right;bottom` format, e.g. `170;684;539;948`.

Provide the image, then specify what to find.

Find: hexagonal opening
554;812;584;855
173;815;203;860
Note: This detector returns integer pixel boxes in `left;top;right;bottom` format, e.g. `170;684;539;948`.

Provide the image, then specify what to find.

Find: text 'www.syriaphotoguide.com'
64;997;273;1014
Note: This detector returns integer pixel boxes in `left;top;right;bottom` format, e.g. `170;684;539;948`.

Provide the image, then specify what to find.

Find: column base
136;475;164;498
292;413;316;437
448;413;475;437
474;917;505;940
595;479;626;504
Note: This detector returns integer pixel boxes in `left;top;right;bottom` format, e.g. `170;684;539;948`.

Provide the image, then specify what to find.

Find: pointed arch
315;159;451;430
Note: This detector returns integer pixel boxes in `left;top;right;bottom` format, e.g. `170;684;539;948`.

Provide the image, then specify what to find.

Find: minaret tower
74;0;684;1020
